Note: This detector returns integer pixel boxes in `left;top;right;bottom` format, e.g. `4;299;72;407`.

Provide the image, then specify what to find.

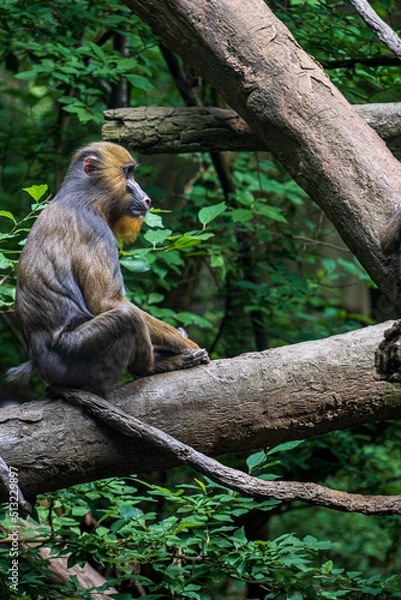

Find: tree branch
0;322;400;503
348;0;401;61
122;0;401;309
102;103;401;154
51;387;401;515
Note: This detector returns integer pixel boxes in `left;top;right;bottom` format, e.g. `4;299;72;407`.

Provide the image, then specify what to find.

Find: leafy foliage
0;185;49;309
1;460;400;599
0;0;400;597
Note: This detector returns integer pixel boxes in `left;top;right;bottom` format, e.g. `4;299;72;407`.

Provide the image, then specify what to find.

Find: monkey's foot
375;321;401;382
180;348;210;367
154;348;210;373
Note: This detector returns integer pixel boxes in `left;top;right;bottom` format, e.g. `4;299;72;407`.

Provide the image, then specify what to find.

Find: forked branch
51;387;401;516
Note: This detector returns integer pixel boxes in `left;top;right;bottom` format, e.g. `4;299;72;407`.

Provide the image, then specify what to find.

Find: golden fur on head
74;141;134;167
74;141;136;198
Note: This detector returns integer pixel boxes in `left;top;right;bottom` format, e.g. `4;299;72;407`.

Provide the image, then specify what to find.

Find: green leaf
145;212;164;228
117;57;140;71
210;253;225;268
86;41;106;61
71;506;90;516
267;440;304;455
258;204;287;222
144;229;172;247
194;478;207;494
194;232;214;240
232;526;247;544
304;535;333;551
210;252;226;279
322;559;334;574
303;534;319;547
119;504;143;521
23;184;48;202
198;202;226;227
0;211;16;223
169;235;203;249
246;450;267;472
15;70;36;80
176;311;213;329
95;526;110;537
148;293;164;305
0;255;13;270
120;256;150;273
231;208;253;222
0;284;16;303
125;74;154;91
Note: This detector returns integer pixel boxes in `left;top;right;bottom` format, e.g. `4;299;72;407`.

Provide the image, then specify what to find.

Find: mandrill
7;142;209;394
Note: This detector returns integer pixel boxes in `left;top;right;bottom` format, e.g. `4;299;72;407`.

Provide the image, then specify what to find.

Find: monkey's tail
6;360;35;384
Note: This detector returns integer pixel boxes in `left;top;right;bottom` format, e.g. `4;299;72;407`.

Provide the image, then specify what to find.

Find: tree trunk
1;322;400;502
102;104;401;154
123;0;401;310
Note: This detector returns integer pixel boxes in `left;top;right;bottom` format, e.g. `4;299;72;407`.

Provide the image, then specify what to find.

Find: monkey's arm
78;255;203;352
76;251;209;371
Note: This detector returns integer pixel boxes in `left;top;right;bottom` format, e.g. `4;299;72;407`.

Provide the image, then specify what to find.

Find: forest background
0;0;400;598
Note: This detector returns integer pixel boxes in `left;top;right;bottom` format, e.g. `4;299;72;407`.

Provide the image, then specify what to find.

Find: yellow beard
112;215;143;243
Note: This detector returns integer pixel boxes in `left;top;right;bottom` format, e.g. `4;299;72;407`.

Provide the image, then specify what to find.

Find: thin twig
348;0;401;61
294;236;351;253
50;387;401;516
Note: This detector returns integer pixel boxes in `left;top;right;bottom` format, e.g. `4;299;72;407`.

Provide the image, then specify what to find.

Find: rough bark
103;106;263;153
356;102;401;147
1;321;400;503
123;0;401;309
102;104;401;153
51;387;401;515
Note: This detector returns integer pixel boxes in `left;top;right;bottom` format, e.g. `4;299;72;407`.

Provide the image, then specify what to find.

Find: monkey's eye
122;162;136;180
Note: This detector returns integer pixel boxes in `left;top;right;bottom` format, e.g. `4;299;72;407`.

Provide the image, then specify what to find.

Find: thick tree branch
123;0;401;309
103;106;262;153
52;387;401;515
0;322;400;503
103;103;401;153
348;0;401;61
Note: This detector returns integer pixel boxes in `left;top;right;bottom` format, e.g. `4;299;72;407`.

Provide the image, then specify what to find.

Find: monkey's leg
43;305;154;391
137;309;210;373
139;309;201;352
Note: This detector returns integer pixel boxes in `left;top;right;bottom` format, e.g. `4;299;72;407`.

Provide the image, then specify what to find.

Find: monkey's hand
153;347;210;374
375;321;401;382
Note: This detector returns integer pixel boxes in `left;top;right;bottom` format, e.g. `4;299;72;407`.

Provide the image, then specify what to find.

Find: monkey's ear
83;156;99;175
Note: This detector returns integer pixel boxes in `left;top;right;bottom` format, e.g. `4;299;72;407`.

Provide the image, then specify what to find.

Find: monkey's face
76;142;151;242
122;163;151;219
113;161;151;242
